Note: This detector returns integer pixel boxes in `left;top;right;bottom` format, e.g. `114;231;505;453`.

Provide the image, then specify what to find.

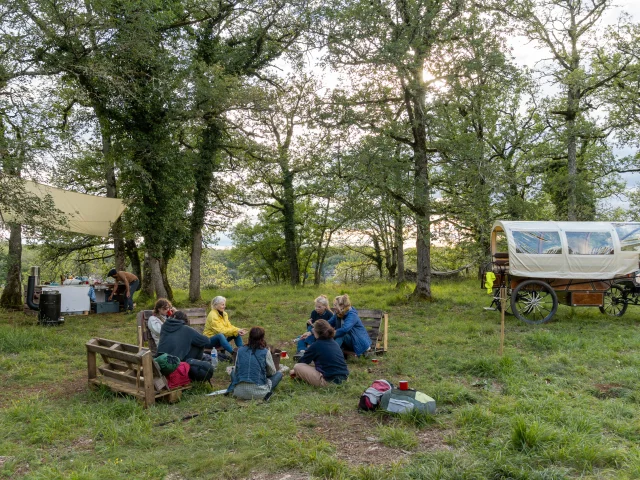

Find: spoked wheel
599;284;628;317
492;287;513;315
511;280;558;325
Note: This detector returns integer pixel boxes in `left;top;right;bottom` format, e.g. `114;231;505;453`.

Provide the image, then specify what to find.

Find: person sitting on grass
157;310;211;362
227;326;283;401
292;319;349;386
204;296;246;360
295;295;333;356
148;298;172;346
329;294;371;357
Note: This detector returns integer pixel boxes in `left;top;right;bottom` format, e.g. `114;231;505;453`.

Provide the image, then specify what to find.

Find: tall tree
493;0;630;220
324;0;466;300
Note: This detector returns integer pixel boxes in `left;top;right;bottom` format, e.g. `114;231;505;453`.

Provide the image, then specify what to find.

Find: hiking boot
293;350;304;362
218;351;233;362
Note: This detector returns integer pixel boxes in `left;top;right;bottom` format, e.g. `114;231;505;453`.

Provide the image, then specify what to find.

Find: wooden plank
358;309;383;319
89;377;144;399
98;366;139;385
572;292;604;306
86;344;144;364
383;314;388;352
87;349;97;380
141;352;156;407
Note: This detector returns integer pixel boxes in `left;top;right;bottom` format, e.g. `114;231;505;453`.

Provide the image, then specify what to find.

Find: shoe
218;351;233;362
293;350;304;362
263;391;273;402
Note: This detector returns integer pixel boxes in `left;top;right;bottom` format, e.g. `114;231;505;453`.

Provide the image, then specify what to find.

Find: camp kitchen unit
36;283;116;314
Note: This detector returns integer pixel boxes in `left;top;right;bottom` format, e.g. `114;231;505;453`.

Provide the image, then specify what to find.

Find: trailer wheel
599;284;628;317
511;280;558;325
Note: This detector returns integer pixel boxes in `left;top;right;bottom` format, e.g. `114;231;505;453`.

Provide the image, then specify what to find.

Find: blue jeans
296;327;317;352
228;335;243;348
269;371;283;391
334;332;355;352
208;333;234;353
126;280;139;311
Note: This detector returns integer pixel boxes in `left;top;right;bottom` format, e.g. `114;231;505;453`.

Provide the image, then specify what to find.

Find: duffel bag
380;388;436;415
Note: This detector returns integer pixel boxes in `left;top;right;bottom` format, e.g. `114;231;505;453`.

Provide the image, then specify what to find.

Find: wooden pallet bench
342;309;389;357
136;307;208;354
86;338;190;408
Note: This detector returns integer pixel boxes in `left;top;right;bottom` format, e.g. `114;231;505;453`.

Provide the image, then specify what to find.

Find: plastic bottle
210;350;218;369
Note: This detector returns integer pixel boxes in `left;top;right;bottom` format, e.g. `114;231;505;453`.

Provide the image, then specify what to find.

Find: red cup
290;370;296;379
399;381;409;391
281;351;287;358
372;359;379;364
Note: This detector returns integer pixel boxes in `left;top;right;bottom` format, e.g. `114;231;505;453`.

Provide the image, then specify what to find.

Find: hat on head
108;268;117;277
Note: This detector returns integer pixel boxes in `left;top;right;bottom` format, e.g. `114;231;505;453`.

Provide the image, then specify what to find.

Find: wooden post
141;351;155;408
87;348;97;381
383;313;388;352
500;286;506;356
137;325;143;349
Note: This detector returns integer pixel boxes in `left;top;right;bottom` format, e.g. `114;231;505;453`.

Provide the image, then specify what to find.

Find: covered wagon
483;221;640;324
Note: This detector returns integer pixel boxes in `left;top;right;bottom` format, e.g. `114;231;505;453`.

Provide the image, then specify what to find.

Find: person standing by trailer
107;268;139;313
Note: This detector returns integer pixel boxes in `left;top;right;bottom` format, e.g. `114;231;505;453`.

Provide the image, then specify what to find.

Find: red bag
166;362;191;389
358;379;392;411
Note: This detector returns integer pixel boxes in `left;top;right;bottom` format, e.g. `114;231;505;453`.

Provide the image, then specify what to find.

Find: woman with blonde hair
295;295;333;354
328;294;371;356
292;320;349;386
204;296;246;358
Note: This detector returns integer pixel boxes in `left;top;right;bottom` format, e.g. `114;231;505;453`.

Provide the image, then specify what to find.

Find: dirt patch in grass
592;383;632;399
296;411;450;466
0;373;87;407
246;472;310;480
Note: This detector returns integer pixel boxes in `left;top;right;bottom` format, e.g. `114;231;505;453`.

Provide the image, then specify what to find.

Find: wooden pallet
86;338;189;408
341;309;389;357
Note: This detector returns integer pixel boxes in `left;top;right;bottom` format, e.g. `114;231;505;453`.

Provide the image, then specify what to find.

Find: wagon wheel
510;280;558;325
492;287;512;315
599;284;628;317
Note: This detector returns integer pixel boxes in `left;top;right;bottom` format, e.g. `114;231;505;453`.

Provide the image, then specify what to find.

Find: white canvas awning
1;180;126;237
492;221;640;280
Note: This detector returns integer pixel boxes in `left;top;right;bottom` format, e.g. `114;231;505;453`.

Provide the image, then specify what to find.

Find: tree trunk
189;121;220;302
160;258;173;302
406;72;432;300
395;208;405;285
100;116;126;271
189;229;203;302
0;223;23;309
125;239;142;280
150;256;168;299
282;169;300;286
141;252;154;298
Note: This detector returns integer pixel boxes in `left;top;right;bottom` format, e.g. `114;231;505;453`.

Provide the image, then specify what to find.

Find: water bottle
210;350;218;369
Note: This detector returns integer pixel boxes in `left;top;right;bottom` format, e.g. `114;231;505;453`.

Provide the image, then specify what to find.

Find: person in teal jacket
328;294;371;356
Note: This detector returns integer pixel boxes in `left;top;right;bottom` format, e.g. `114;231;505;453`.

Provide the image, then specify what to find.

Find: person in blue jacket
328;294;371;356
295;295;333;354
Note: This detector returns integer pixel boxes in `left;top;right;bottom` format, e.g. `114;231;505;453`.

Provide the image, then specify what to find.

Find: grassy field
2;278;640;479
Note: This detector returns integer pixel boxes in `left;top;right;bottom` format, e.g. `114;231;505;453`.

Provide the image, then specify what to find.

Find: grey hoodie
157;318;210;361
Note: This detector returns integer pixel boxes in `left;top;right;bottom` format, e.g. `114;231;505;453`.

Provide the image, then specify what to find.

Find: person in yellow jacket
204;296;247;355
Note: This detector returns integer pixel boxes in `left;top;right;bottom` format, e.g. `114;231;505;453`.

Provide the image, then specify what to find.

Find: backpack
358;379;393;411
154;353;181;376
186;358;214;382
379;388;436;415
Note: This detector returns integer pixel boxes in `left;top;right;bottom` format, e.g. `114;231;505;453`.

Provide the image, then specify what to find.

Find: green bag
154;353;181;375
379;388;436;415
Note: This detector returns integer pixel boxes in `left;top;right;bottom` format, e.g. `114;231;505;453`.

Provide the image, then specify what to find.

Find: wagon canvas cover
493;221;640;280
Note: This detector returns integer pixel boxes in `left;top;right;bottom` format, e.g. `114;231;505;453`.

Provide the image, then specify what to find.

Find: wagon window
614;224;640;252
512;231;562;254
566;232;614;255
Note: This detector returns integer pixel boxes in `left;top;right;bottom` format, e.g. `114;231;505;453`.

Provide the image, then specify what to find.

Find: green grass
2;278;640;478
